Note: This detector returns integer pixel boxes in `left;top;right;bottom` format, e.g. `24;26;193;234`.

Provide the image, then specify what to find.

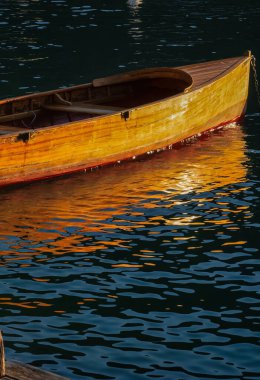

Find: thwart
0;51;252;187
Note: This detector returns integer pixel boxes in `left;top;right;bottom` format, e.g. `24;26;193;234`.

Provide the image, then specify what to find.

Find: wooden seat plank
42;102;123;115
0;110;40;123
0;125;29;135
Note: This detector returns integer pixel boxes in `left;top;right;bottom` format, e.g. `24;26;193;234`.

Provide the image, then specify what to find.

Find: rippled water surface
1;1;260;379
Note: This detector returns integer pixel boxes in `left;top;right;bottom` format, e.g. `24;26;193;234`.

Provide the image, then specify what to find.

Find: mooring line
251;55;260;110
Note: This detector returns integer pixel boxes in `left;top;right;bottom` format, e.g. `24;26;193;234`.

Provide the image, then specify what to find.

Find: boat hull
0;55;251;186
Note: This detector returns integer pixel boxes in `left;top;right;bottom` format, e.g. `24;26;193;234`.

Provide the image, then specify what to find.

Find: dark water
1;1;260;379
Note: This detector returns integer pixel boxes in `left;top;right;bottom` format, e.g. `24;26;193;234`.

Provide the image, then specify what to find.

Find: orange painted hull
0;54;251;186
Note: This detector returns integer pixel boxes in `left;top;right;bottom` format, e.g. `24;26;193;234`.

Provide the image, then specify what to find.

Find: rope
251;55;260;110
21;111;37;129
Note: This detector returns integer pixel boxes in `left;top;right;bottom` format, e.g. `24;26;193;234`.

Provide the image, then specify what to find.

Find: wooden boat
0;51;252;187
0;332;69;379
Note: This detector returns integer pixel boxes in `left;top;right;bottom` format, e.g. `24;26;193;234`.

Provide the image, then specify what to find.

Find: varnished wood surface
42;102;123;115
92;67;193;89
0;332;69;380
3;361;69;380
0;333;5;378
179;56;242;88
0;54;251;186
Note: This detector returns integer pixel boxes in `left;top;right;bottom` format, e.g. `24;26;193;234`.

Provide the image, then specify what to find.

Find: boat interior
0;68;193;135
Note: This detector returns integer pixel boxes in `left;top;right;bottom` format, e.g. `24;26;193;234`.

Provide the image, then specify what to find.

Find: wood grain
3;361;69;380
0;332;69;380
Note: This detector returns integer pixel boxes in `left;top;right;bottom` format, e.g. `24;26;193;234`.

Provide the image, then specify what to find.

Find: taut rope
251;55;260;110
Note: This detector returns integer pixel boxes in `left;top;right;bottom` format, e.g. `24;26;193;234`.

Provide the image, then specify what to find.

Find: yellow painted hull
0;54;251;186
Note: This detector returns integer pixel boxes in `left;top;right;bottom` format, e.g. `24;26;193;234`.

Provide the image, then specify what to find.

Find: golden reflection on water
0;125;249;262
0;125;253;311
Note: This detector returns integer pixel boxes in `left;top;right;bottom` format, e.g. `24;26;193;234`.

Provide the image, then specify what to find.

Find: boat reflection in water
0;124;248;258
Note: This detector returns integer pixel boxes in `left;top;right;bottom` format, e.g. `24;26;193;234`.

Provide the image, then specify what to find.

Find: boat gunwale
0;67;192;105
37;55;251;129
